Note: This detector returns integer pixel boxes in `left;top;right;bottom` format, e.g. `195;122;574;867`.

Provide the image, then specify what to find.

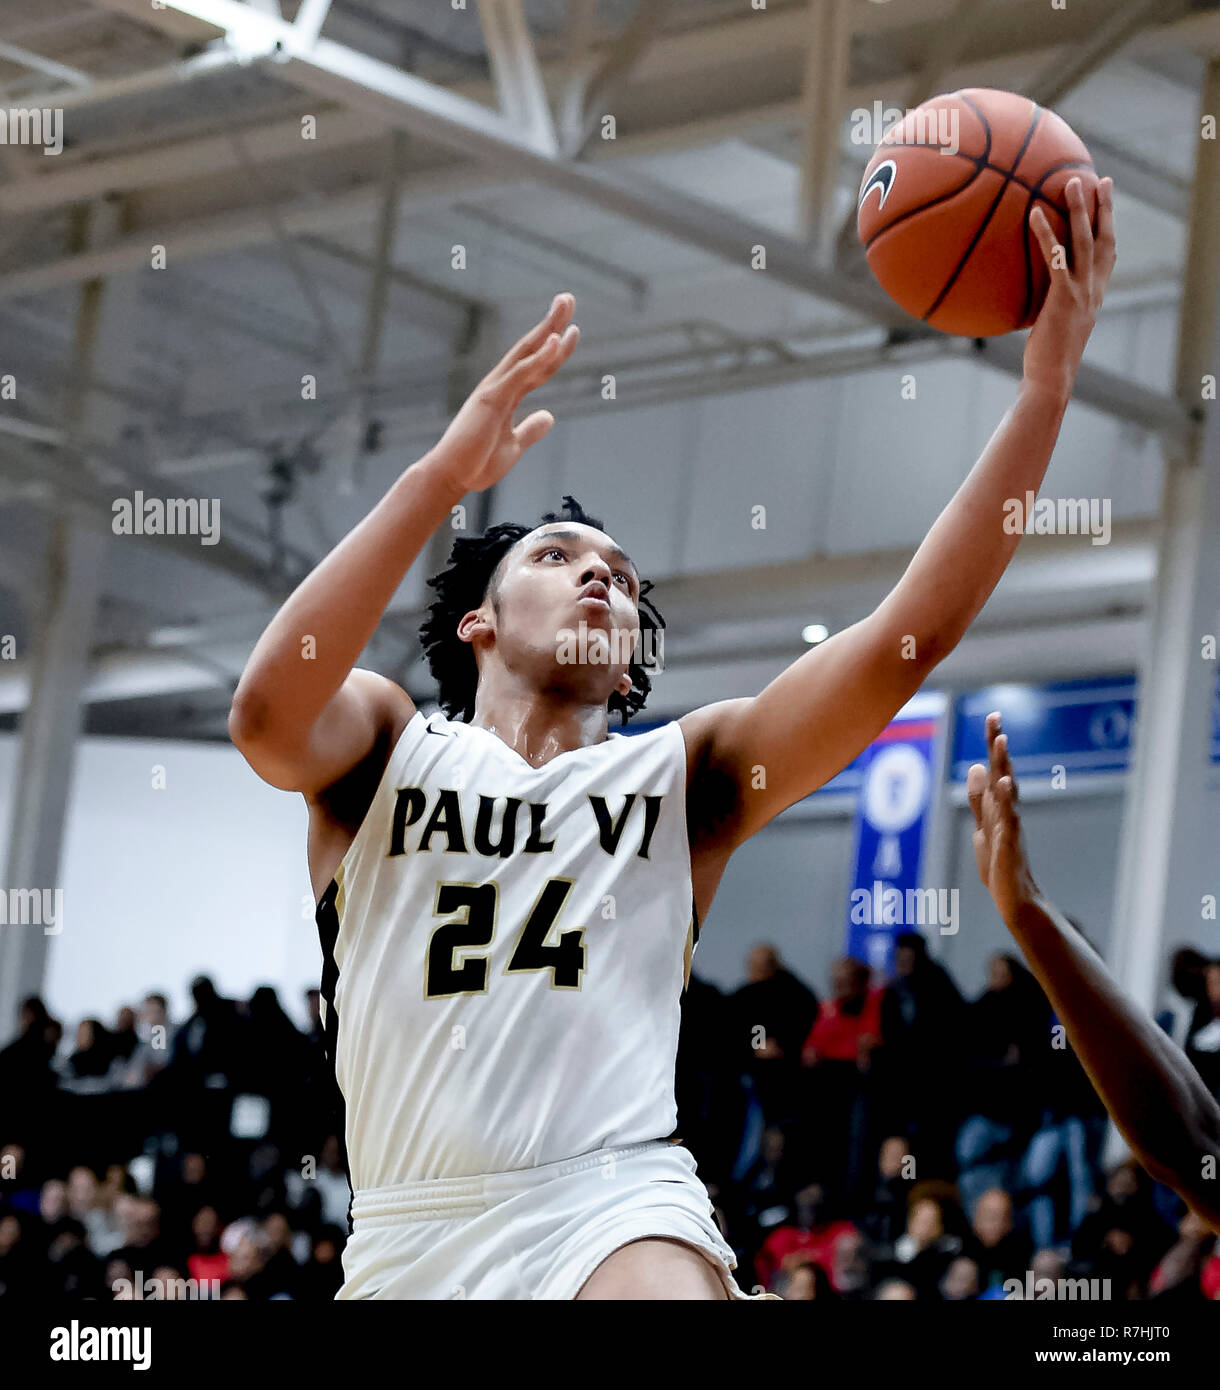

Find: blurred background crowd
2;934;1219;1301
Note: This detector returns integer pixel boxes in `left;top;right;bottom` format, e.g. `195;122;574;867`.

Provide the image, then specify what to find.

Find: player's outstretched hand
967;712;1042;926
432;293;580;493
1023;175;1116;399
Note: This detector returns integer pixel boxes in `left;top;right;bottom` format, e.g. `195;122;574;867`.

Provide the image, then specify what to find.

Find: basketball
857;88;1100;337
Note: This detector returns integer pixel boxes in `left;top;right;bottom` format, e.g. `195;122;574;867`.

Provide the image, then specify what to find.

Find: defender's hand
1023;176;1116;400
433;293;580;492
967;713;1041;925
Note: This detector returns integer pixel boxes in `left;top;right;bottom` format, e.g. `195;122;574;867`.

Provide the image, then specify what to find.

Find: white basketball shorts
335;1139;766;1300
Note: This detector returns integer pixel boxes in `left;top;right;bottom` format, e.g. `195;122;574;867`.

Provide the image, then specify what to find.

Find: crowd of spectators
675;935;1220;1300
2;935;1218;1301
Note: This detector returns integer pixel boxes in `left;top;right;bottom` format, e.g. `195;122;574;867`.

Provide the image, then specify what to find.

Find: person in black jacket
876;933;966;1180
730;944;818;1126
955;952;1051;1220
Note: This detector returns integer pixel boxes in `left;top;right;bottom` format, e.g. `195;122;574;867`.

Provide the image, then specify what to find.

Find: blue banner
952;676;1137;781
845;695;947;973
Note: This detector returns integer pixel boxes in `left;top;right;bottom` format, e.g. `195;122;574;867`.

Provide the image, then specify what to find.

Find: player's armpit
230;666;415;796
680;616;936;847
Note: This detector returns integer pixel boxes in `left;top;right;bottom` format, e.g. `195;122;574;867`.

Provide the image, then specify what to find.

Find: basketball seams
958;91;993;164
863;162;991;252
872;143;1092;198
921;101;1044;324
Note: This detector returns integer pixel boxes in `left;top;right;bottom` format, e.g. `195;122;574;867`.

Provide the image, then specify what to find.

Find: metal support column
1104;60;1220;1161
0;201;137;1044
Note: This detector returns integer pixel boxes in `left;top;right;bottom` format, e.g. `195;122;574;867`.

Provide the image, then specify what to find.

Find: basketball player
229;175;1115;1299
969;713;1220;1235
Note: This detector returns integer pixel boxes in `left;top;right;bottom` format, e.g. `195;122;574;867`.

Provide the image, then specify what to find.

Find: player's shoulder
346;666;417;730
678;698;753;769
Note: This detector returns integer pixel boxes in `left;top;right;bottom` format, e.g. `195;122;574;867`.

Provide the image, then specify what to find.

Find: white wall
0;732;320;1035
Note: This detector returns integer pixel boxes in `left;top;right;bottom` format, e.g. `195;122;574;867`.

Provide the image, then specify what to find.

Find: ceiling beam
558;0;670;159
1028;0;1194;109
477;0;559;155
796;0;851;261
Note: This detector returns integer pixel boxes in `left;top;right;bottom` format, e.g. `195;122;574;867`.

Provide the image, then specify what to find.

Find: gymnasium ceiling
0;0;1217;738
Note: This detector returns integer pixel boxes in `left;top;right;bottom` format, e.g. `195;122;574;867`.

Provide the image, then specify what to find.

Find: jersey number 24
424;877;586;998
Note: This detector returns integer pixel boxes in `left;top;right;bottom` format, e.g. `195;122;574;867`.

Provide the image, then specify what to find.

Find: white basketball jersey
315;709;699;1189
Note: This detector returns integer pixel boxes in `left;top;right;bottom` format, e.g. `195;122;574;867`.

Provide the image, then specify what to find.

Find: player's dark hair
420;495;664;726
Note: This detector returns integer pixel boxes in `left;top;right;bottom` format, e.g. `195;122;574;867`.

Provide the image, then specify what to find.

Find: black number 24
424;877;587;998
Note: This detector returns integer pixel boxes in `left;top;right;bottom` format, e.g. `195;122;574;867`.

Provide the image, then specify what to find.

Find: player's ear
456;608;493;644
615;672;632;698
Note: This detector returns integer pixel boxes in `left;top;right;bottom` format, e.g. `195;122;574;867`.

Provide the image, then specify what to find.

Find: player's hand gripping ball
857;88;1100;337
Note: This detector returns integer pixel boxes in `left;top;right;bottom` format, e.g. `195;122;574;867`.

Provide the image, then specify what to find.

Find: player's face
483;522;641;701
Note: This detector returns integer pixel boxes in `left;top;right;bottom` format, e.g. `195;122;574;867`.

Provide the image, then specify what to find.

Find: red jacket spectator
755;1218;859;1292
803;983;884;1064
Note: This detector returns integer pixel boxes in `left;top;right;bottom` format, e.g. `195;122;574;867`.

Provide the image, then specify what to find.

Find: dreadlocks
419;495;665;726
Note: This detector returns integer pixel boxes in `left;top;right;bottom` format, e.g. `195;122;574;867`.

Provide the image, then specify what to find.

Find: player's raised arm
969;714;1220;1235
683;178;1117;844
229;293;581;794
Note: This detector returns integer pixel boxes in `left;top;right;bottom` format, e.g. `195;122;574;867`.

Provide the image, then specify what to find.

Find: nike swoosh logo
858;158;898;212
425;722;448;737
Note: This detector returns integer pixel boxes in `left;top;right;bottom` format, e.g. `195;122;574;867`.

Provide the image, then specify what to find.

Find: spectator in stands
731;944;818;1125
1148;1210;1214;1303
316;1134;351;1231
123;994;175;1090
168;976;241;1089
1161;948;1213;1049
65;1019;114;1081
221;1221;269;1297
829;1228;874;1298
186;1204;229;1290
257;1210;303;1298
802;958;884;1067
876;1195;964;1300
877;932;966;1179
1185;962;1220;1102
874;1278;917;1299
66;1165;122;1259
940;1254;982;1300
110;1007;139;1066
734;1124;795;1252
298;1224;347;1300
775;1259;835;1300
955;953;1051;1219
799;957;884;1204
859;1134;915;1248
37;1180;71;1253
0;1211;32;1299
675;973;749;1192
304;988;324;1048
1072;1160;1176;1294
965;1188;1033;1293
0;998;59;1112
753;1182;858;1294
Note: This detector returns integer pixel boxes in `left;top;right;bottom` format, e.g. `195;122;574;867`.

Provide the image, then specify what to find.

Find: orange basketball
856;88;1099;337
